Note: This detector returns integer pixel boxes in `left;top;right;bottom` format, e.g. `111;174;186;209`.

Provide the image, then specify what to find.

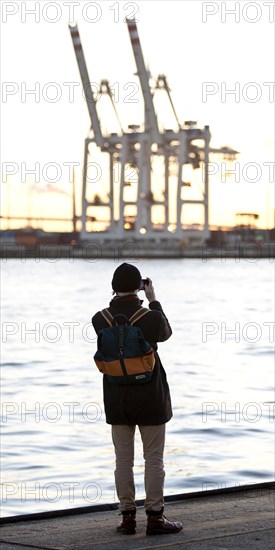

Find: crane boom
156;74;181;130
126;19;161;145
69;25;104;148
100;80;123;134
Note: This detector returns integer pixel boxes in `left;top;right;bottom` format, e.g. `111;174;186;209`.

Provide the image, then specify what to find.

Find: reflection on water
1;258;274;516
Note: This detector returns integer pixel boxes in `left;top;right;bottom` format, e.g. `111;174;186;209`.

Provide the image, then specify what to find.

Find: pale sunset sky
1;0;274;231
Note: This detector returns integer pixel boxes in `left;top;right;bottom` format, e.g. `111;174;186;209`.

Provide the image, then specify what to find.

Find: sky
1;0;275;232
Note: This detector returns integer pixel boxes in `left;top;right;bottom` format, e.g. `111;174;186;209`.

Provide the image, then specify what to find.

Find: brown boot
117;510;136;535
146;509;182;536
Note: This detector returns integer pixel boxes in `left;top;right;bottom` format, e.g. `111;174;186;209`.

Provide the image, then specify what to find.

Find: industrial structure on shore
1;20;274;258
68;19;238;248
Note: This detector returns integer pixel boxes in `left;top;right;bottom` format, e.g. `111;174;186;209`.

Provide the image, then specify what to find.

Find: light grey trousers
111;424;166;512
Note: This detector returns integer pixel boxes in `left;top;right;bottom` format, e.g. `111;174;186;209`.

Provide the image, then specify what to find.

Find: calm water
1;257;274;517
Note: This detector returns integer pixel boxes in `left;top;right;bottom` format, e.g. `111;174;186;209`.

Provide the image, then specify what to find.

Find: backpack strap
129;307;150;326
100;308;114;327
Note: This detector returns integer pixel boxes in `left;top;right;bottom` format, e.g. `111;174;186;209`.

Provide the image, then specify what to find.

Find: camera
139;278;149;291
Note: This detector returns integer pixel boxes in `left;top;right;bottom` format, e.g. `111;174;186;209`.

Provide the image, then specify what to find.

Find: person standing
92;263;182;536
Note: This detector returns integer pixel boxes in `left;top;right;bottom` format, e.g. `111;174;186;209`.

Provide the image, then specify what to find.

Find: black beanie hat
112;263;142;292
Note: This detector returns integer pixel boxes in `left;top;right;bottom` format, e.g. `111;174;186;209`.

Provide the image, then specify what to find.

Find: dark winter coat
92;295;173;425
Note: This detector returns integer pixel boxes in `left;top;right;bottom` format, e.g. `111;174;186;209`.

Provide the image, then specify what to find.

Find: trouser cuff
146;506;164;516
122;509;136;516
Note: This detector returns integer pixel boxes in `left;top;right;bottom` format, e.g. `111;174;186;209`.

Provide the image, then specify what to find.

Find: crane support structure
69;25;104;148
126;19;161;145
69;21;239;242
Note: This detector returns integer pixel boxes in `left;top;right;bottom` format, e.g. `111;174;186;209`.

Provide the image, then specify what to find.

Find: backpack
94;307;155;385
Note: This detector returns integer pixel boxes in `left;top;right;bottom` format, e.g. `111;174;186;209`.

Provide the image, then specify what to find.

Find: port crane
69;20;239;242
